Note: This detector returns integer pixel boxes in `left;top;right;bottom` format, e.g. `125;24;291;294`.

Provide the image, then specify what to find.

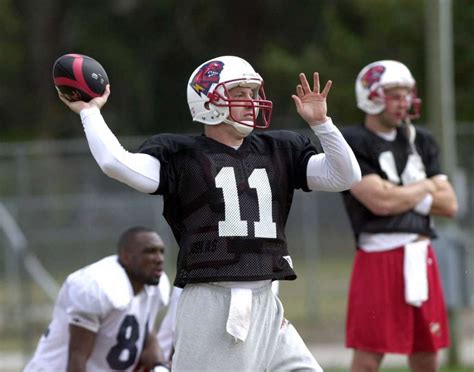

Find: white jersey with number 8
24;255;170;372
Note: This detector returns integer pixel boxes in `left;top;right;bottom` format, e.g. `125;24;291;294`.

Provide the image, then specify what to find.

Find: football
52;54;109;102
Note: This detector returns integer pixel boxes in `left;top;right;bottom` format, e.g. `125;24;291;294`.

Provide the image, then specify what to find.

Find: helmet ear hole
204;102;210;110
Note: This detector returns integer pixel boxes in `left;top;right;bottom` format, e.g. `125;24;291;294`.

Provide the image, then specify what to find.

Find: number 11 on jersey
215;167;277;239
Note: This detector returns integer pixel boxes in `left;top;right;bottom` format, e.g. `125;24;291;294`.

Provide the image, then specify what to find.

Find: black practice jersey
341;124;442;242
138;130;318;287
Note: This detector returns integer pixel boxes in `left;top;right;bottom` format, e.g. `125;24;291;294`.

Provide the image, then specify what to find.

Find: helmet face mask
355;60;421;120
187;56;273;130
209;78;272;129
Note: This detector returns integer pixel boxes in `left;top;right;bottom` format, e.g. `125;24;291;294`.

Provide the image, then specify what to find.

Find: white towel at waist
404;240;429;307
226;288;252;342
211;280;271;342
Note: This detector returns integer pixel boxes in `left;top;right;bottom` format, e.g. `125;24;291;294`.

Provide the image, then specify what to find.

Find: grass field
1;256;473;370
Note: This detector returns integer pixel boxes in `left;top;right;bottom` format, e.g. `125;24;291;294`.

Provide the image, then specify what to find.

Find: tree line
1;0;472;140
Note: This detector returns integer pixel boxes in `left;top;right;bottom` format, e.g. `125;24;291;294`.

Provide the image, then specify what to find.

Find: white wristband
152;365;170;372
414;193;433;215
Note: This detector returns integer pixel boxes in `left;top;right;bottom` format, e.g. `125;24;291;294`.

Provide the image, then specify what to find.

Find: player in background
340;60;458;372
24;226;171;372
58;55;361;371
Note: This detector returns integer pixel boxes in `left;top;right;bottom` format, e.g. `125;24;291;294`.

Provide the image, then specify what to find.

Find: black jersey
341;124;442;241
138;130;317;287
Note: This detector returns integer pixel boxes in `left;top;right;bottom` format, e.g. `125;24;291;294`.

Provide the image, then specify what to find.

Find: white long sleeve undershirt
80;107;160;193
80;108;360;194
306;118;361;191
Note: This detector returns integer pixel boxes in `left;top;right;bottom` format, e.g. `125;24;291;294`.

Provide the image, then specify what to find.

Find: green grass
1;255;473;371
278;256;352;343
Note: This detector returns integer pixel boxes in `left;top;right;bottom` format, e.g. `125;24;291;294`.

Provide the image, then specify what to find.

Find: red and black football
52;54;109;102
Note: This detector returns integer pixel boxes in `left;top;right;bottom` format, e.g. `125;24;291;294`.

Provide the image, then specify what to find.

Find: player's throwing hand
58;84;111;114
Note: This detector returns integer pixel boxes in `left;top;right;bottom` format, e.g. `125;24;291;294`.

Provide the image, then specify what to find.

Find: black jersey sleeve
137;134;193;195
341;126;378;177
415;126;443;177
259;130;319;192
288;131;319;191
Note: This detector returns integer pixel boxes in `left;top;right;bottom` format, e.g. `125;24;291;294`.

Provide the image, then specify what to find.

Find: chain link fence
1;125;472;367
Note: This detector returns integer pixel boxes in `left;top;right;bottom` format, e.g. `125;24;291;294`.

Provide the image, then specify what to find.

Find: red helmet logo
361;65;385;89
190;61;224;96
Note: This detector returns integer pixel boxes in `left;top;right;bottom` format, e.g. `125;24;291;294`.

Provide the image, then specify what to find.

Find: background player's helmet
355;60;420;118
187;56;273;134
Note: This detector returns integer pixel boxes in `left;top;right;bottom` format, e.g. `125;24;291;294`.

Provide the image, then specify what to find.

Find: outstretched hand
58;85;111;114
292;73;331;126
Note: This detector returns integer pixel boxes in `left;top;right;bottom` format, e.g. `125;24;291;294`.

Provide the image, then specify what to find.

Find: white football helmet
355;60;420;118
187;56;273;135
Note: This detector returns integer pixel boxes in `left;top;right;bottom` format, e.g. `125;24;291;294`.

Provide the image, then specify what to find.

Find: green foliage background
0;0;472;140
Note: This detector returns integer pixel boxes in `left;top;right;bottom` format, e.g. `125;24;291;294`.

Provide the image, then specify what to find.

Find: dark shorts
346;245;450;354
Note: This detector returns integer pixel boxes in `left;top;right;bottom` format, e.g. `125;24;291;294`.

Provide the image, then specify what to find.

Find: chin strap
402;119;417;154
223;119;254;137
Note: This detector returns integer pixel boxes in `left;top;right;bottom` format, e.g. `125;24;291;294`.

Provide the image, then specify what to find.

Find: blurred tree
0;0;471;140
13;0;67;137
452;0;474;121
